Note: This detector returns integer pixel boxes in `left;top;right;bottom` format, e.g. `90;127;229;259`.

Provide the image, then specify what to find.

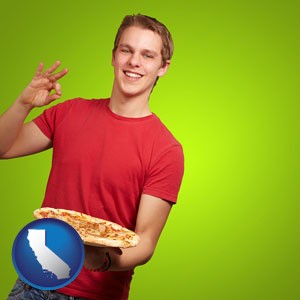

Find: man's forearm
0;99;32;156
108;236;155;271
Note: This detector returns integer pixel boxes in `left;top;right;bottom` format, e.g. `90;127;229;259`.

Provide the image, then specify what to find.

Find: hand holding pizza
84;245;122;271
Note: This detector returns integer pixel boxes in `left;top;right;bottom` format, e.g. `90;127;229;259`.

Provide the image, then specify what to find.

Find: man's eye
144;54;154;59
121;49;130;53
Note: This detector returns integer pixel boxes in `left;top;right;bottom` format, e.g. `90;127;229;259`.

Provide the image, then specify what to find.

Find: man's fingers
111;247;123;255
34;61;68;84
50;68;69;81
53;82;62;95
34;62;44;78
46;82;63;103
43;60;61;78
46;93;61;104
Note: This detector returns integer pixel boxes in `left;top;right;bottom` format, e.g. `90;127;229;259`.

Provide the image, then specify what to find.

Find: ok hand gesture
18;61;68;108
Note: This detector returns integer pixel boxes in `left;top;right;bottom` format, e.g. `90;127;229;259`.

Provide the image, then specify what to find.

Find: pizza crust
33;207;140;248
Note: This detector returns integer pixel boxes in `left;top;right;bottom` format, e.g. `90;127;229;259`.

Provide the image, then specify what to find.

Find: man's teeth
125;72;142;78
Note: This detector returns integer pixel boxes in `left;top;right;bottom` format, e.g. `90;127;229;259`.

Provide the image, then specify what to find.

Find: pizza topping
33;207;139;248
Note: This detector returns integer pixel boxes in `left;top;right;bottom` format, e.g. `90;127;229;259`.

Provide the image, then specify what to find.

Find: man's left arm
110;193;172;270
84;194;172;271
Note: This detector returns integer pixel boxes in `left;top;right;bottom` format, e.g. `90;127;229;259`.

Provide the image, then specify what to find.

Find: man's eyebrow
118;43;134;50
119;43;131;48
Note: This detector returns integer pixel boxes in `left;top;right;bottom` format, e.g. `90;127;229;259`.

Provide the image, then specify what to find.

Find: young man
2;14;184;300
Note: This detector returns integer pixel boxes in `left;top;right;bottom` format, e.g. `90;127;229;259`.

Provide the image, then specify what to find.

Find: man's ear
111;50;116;66
158;60;170;77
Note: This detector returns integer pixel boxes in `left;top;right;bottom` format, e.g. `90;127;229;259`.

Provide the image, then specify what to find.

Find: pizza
33;207;140;248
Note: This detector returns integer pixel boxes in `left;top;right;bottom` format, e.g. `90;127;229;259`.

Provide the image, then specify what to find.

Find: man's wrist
14;97;34;113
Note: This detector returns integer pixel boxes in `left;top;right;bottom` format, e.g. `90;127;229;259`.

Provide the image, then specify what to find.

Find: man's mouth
124;71;143;78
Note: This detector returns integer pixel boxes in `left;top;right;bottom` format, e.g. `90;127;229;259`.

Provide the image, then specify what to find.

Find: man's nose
128;53;141;67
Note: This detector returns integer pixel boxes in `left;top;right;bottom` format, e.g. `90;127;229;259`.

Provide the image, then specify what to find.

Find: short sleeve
33;100;75;140
143;144;184;203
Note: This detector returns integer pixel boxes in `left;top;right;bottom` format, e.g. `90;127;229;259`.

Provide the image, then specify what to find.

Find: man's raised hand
18;61;68;108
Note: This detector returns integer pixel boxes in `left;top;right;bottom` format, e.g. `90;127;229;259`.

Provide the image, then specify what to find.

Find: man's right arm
0;105;51;159
0;61;68;159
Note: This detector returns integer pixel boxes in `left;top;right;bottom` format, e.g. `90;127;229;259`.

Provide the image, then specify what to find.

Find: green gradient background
1;0;299;299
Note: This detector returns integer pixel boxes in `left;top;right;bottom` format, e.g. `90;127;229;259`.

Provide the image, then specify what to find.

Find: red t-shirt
33;98;184;299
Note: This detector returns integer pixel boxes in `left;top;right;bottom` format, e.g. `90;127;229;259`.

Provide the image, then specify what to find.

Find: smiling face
112;26;170;100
